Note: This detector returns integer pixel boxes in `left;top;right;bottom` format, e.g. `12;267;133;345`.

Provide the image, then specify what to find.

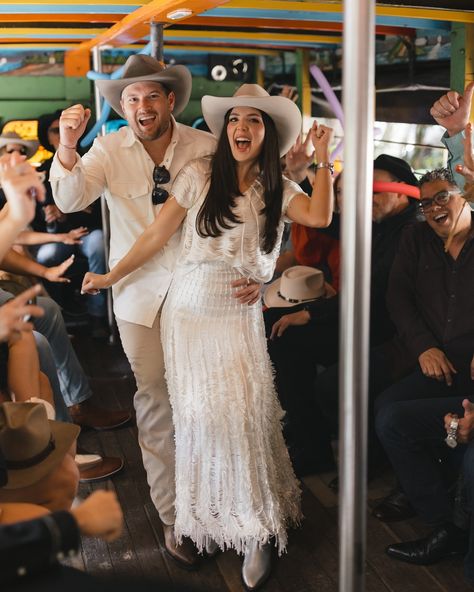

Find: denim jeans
35;229;106;318
0;289;92;408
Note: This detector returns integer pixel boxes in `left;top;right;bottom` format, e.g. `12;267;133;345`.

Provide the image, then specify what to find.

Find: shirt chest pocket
416;262;445;296
109;180;151;221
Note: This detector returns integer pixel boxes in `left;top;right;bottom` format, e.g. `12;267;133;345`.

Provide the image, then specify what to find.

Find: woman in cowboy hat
82;83;334;590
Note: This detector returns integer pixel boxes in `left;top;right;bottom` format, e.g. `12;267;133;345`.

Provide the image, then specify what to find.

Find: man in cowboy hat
49;54;259;569
0;132;38;160
266;154;420;477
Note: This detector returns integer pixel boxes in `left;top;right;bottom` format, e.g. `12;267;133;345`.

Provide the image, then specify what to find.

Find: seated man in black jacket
374;168;474;575
266;154;419;476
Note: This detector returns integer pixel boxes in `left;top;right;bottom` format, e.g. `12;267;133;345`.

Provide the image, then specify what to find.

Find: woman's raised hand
82;271;112;295
309;120;333;161
457;122;474;200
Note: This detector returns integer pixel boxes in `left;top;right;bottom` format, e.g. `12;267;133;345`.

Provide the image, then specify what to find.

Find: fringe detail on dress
161;261;302;556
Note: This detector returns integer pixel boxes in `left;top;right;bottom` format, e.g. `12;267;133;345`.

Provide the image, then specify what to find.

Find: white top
50;120;217;327
172;157;305;283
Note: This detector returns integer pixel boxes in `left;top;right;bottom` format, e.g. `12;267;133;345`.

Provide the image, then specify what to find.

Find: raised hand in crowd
430;81;474;137
460;122;474;200
418;346;457;386
444;399;474;444
42;254;75;283
278;84;299;103
71;490;123;542
61;226;89;245
0;284;44;343
0;152;45;261
285;131;315;184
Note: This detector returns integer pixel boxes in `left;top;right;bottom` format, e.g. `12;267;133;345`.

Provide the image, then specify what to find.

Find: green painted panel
450;22;466;93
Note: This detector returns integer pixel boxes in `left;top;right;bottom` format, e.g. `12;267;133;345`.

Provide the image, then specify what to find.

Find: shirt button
447;319;452;323
17;567;27;577
450;294;456;298
68;549;76;557
56;551;65;560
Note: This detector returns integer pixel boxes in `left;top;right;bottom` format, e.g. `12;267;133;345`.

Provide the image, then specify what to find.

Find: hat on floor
0;402;79;489
201;84;302;156
95;54;192;119
264;266;326;308
0;132;39;159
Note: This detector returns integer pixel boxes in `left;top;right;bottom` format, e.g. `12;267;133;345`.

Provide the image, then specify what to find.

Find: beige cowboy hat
264;265;327;308
0;132;39;159
96;54;192;119
0;402;79;490
201;84;302;156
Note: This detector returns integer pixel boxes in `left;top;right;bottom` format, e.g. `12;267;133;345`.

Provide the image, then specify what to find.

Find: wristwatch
445;417;459;449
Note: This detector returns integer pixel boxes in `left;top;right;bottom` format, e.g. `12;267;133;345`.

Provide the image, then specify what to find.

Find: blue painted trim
204;8;450;31
0;5;137;14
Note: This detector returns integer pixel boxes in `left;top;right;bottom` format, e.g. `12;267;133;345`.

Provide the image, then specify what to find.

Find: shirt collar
119;115;179;153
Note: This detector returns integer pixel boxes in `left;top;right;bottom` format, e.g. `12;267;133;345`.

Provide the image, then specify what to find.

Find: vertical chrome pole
92;45;115;344
339;0;375;591
150;22;164;61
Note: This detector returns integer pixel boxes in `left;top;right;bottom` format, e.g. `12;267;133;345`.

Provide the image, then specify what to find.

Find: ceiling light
167;8;193;20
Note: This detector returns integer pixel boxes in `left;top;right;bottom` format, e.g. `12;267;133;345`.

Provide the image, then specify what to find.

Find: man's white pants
117;312;175;525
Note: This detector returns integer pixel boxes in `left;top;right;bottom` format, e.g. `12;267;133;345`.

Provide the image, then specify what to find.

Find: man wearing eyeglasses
374;167;474;577
49;54;259;570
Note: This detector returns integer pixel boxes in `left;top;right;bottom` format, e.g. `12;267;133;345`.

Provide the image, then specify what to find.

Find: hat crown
280;266;325;301
0;131;22;141
233;84;271;100
0;403;51;464
121;54;167;80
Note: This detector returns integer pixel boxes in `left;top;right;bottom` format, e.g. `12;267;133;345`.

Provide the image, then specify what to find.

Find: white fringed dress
161;157;303;555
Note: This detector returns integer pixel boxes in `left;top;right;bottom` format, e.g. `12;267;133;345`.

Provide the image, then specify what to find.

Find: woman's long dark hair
196;109;283;253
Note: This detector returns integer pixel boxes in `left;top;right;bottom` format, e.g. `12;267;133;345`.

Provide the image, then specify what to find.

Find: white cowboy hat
96;54;192;119
201;84;302;156
0;132;39;159
264;266;326;309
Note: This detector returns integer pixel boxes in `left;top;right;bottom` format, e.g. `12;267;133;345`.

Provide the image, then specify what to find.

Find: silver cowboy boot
205;538;219;558
241;540;272;590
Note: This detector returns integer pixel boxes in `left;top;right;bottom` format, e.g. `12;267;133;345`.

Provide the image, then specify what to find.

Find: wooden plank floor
69;328;473;591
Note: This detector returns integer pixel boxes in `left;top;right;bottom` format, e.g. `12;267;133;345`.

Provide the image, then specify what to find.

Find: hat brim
201;94;302;157
263;278;325;309
3;420;80;490
96;65;192;119
0;138;39;159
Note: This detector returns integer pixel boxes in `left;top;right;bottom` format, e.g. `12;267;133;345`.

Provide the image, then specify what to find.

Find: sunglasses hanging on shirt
152;165;171;205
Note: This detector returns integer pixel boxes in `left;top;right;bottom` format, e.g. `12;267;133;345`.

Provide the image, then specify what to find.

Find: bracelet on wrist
315;162;334;175
60;142;77;150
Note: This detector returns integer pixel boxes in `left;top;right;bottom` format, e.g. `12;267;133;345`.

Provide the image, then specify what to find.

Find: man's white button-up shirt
50;119;216;327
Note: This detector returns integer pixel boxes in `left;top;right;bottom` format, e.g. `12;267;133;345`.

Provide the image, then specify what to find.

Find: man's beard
135;117;170;142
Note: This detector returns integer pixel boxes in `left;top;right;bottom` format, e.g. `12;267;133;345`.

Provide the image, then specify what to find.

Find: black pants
375;367;474;526
264;307;339;474
314;344;397;469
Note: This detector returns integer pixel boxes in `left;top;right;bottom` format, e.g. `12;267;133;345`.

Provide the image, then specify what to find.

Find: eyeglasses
419;190;460;212
48;127;60;135
6;147;27;156
152;165;171;205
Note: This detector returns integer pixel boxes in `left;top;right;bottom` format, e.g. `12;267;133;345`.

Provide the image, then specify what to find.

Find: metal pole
92;45;115;344
339;0;375;591
150;22;164;61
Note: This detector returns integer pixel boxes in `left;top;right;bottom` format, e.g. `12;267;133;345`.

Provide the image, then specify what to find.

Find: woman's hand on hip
231;278;262;305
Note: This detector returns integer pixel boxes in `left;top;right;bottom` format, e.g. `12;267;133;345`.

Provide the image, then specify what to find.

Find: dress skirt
161;261;301;555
